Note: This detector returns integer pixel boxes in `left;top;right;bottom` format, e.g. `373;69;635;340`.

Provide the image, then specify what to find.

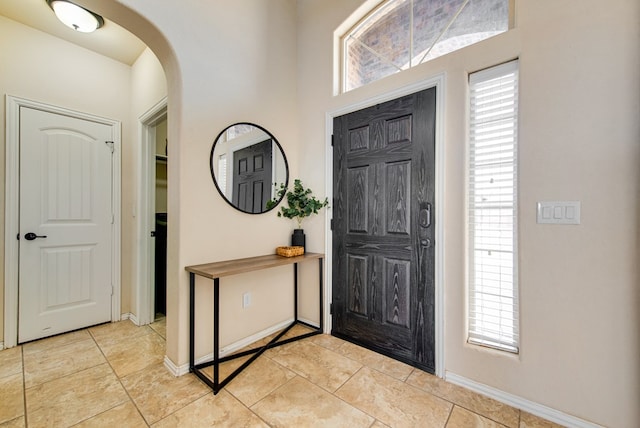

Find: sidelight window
342;0;510;92
467;60;519;353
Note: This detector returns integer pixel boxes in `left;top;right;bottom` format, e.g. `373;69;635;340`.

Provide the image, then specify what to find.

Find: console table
186;252;324;394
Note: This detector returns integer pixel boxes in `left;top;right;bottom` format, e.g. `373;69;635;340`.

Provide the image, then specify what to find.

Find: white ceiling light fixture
46;0;104;33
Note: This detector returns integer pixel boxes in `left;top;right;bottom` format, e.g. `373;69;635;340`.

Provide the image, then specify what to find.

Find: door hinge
330;219;334;230
331;134;334;147
105;141;114;153
111;214;115;224
330;303;333;314
150;231;156;237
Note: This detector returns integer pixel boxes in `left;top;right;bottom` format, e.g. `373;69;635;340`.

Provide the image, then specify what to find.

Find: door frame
136;97;167;326
4;95;122;348
324;74;445;377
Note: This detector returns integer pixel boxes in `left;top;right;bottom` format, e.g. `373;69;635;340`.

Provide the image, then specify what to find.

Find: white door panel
19;107;113;343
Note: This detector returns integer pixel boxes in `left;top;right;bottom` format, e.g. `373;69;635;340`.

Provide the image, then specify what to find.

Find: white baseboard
297;317;320;328
121;313;141;325
0;342;4;351
164;355;183;376
165;318;297;377
445;372;603;428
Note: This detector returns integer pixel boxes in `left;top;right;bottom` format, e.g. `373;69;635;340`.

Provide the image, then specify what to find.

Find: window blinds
218;154;227;195
468;60;519;353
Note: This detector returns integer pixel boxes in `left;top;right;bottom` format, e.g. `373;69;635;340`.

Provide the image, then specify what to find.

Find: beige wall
0;15;133;340
296;0;640;426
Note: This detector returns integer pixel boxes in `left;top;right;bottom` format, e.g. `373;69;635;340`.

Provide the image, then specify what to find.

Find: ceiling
0;0;146;65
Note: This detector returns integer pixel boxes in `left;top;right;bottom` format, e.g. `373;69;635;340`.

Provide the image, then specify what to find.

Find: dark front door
233;139;273;213
332;88;436;372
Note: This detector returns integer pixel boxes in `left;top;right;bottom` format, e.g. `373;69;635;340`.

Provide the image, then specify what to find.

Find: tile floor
0;318;564;427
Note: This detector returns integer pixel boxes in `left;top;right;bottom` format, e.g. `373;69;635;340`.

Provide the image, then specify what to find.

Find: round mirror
210;123;289;214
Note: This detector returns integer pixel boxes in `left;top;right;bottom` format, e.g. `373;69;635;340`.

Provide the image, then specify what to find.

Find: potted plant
267;179;329;249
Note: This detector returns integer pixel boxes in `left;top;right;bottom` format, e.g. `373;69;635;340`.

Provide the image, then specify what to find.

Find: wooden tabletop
185;252;324;280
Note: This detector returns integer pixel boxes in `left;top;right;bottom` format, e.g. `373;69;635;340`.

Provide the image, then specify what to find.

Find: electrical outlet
243;292;251;308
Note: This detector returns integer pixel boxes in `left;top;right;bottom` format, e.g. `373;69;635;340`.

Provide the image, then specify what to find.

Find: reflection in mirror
210;123;288;214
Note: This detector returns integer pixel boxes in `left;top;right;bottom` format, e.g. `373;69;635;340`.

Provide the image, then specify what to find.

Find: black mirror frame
209;122;289;214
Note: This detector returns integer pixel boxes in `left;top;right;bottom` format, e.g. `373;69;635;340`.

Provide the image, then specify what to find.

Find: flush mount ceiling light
46;0;104;33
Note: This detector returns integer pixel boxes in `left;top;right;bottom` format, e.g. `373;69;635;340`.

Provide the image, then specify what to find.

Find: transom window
342;0;510;92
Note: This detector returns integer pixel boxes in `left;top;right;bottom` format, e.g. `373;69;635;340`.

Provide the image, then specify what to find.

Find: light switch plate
537;201;581;224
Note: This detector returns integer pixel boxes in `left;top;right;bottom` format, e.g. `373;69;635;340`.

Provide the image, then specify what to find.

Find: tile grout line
101;319;212;426
270;336;448;427
87;324;151;427
443;403;455;427
233;343;375;426
243;373;305;427
21;330;126;427
311;334;522;427
21;345;28;428
329;365;384;424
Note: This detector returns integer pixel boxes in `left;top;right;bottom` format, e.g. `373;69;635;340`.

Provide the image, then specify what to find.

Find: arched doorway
1;0;178;354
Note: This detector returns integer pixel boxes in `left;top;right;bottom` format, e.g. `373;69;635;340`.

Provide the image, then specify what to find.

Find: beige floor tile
0;374;24;424
23;338;106;388
25;363;128;428
370;421;390;428
335;340;414;381
252;376;374;428
22;329;91;356
74;401;147;427
89;320;154;349
336;366;452;428
407;370;520;428
278;323;316;339
100;331;166;378
309;333;348;351
0;347;22;379
153;390;268;428
0;417;25;428
225;355;296;407
520;411;566;428
200;353;252;383
121;362;210;425
447;406;507;427
266;340;362;392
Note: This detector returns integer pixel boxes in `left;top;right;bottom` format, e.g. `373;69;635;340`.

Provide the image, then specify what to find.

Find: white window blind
468;60;519;353
218;154;227;195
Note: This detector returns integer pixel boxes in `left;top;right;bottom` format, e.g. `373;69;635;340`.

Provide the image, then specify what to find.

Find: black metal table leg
319;257;324;332
213;277;220;393
294;263;298;322
189;273;195;371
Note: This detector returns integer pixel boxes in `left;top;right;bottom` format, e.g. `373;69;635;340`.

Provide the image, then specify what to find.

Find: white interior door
18;107;114;343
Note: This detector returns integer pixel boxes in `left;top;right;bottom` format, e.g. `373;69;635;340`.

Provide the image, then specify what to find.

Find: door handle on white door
24;232;47;241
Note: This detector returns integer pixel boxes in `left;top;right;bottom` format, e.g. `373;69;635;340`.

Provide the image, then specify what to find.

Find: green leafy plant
267;179;329;228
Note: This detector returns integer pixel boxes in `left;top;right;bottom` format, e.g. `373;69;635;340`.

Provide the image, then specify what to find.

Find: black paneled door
332;88;436;372
233;139;273;213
